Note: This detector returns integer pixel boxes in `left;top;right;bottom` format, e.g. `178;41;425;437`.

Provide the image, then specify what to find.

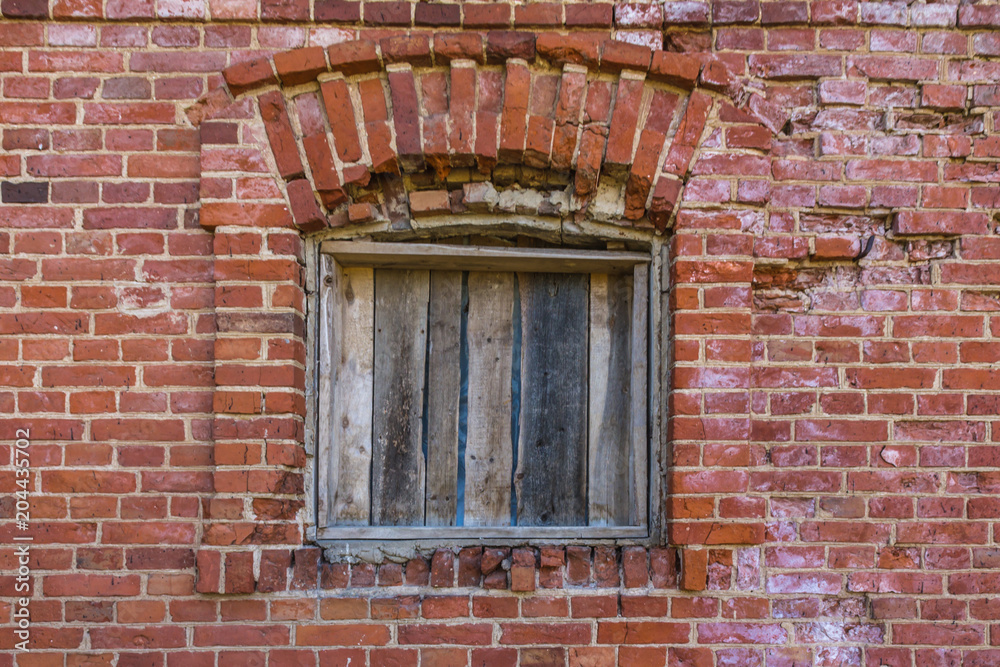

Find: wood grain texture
424;270;463;526
371;268;430;526
316;524;648;541
326;263;375;525
317;254;335;527
323;240;648;274
630;263;649;527
515;272;589;527
465;271;515;526
588;272;634;526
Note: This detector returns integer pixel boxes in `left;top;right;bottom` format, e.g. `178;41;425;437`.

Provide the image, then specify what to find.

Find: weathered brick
893;211;990;236
258;90;304;180
4;9;1000;664
273;47;327;86
327;40;381;76
498;59;530;164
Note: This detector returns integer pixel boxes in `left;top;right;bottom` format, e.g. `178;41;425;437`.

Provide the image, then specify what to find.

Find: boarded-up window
317;241;649;540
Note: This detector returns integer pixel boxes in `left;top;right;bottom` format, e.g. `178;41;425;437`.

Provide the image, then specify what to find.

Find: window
315;238;651;542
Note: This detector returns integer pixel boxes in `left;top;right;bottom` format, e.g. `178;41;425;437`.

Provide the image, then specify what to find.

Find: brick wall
2;0;1000;664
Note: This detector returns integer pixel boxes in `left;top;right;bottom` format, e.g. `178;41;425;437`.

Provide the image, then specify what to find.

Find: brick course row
7;0;1000;30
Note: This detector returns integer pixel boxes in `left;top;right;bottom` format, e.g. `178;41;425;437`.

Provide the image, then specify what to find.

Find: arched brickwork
196;33;787;235
189;34;786;587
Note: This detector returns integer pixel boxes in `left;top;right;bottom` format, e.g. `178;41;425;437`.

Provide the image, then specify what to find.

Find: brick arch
196;33;788;235
189;33;789;562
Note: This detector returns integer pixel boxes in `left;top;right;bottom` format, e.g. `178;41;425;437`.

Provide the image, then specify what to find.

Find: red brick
922;83;967;110
434;32;485;63
327;40;381;76
565;3;613;27
515;3;561;26
749;54;842;79
359;78;397;174
274;47;327;86
564;547;591;585
258;90;304;180
536;33;602;68
848;55;938;80
363;1;410;25
387;67;423;170
431;549;455;588
649;51;701;87
893;210;990;235
893;623;985;646
52;0;100;17
297;624;391;646
601;40;652;73
2;0;48;18
399;623;491;645
463;3;510;28
680;549;708;591
604;76;643;167
383;33;433;67
414;2;459;26
662;91;712;176
222;58;278;95
598;620;690;644
498;60;530;164
500;622;591;645
314;0;359;21
261;0;307;21
573;125;606;198
409;190;450;217
45;574;141;597
319;79;363;163
813;234;861;259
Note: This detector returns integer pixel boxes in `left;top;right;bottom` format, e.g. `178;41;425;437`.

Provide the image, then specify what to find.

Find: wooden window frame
312;239;657;544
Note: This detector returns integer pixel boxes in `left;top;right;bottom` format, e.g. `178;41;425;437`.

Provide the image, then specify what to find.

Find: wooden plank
587;273;634;526
465;271;514;526
631;263;649;527
317;254;335;527
515;272;589;526
371;268;430;526
327;263;375;525
317;524;648;541
424;271;463;526
322;240;649;274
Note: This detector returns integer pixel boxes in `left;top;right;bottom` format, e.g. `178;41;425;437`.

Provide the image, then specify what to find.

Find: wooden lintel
321;241;650;274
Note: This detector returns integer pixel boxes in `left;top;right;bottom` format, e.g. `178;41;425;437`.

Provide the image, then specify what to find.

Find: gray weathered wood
317;524;648;541
515;272;589;526
631;263;649;527
425;271;463;526
322;240;648;274
588;272;634;526
326;263;375;525
317;254;335;527
465;271;514;526
371;269;430;526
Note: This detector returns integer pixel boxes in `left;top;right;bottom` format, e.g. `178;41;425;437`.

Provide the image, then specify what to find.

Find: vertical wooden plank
465;272;514;526
655;245;669;542
588;274;633;526
631;263;649;527
515;272;589;526
327;262;375;525
317;254;334;528
425;271;463;526
371;269;430;526
587;273;634;526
